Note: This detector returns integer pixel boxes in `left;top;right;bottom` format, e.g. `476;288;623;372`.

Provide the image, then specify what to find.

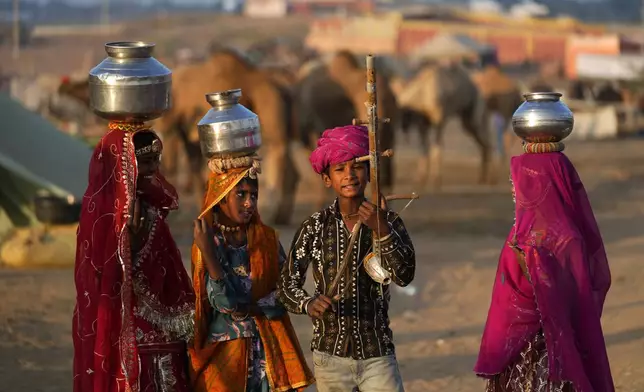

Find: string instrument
327;54;418;299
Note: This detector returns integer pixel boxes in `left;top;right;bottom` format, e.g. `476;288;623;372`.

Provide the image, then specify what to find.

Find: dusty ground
0;126;643;391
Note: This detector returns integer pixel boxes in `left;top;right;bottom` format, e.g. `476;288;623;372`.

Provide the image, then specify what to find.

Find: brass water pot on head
197;89;262;159
89;41;172;122
512;92;574;143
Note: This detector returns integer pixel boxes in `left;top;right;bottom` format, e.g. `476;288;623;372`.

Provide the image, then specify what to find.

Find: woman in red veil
73;124;195;392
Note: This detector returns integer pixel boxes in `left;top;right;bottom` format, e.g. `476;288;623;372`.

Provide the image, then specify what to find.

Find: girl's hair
133;131;158;150
239;175;259;189
217;175;259;208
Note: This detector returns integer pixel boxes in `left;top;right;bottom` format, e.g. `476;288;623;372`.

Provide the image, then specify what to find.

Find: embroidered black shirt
277;200;416;360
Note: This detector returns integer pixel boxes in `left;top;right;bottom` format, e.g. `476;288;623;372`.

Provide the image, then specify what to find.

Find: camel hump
398;64;481;116
207;45;255;72
328;50;360;78
332;50;360;69
172;63;204;85
471;67;517;98
297;59;325;80
389;77;407;98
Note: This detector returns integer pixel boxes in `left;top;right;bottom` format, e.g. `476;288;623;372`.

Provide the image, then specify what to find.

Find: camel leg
178;134;204;207
190;158;206;208
290;136;331;211
307;132;332;211
490;113;508;182
491;112;506;161
415;114;432;188
258;143;288;224
497;120;514;171
503;126;521;159
159;131;180;184
273;151;300;225
426;121;445;191
289;139;316;186
379;120;395;194
463;119;493;185
416;153;429;188
380;155;393;195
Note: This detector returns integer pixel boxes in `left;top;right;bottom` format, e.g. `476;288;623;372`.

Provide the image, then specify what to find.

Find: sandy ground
1;125;643;391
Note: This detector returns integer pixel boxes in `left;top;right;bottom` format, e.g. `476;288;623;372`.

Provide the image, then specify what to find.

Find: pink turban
309;125;369;174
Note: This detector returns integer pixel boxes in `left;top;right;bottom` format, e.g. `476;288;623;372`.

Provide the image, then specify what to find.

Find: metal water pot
512;92;574;143
89;41;171;122
197;89;262;159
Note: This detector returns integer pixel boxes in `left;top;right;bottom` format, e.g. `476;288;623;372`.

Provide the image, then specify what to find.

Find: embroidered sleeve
205;272;239;314
277;221;314;315
257;243;288;320
379;212;416;287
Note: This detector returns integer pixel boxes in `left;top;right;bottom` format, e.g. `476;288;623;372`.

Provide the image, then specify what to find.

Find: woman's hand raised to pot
193;219;219;260
194;219;226;279
128;197;143;233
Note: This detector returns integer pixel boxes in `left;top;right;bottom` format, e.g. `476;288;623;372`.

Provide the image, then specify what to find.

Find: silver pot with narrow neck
512;92;574;143
89;41;172;122
197;89;262;159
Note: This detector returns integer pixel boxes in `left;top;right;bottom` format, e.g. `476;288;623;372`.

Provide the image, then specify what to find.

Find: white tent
410;33;495;65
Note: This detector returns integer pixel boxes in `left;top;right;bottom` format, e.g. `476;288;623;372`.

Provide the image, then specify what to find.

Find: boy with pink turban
278;125;416;392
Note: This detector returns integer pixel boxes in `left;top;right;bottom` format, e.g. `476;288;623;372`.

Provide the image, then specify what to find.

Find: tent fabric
0;92;92;237
410;33;495;64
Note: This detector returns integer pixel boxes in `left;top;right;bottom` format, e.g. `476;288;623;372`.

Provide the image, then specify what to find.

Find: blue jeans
313;350;405;392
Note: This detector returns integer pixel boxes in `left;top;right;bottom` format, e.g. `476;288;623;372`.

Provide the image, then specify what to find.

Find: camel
27;76;102;136
397;62;492;189
154;47;299;225
57;77;90;107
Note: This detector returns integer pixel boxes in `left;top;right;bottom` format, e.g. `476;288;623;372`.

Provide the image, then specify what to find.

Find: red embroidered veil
72;125;194;392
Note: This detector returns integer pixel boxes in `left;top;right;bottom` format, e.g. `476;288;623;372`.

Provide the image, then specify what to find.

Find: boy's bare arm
379;213;416;287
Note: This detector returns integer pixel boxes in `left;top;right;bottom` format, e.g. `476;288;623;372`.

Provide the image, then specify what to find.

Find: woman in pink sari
475;151;614;392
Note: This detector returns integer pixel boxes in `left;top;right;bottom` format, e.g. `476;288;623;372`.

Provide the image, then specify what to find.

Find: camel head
58;76;91;107
328;50;360;80
389;76;407;101
263;66;298;88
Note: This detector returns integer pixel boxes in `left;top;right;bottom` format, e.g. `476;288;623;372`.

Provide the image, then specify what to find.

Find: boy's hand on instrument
379;193;389;210
306;295;334;319
358;200;391;238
